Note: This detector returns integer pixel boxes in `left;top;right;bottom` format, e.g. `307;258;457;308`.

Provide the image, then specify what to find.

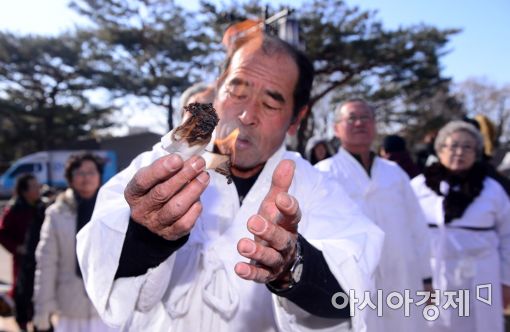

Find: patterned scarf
75;190;98;278
423;162;486;223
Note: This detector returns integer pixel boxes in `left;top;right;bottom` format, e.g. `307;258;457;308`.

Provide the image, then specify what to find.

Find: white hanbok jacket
411;174;510;332
34;189;118;332
76;142;384;332
316;148;432;332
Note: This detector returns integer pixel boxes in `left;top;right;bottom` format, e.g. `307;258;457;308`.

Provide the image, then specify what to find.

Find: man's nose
238;103;258;126
352;117;366;126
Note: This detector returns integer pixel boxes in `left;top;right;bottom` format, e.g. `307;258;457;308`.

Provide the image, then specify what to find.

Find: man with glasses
316;99;432;331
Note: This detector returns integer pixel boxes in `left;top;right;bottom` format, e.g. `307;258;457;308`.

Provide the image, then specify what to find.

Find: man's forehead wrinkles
229;66;287;96
228;77;249;86
341;104;373;117
341;110;372;118
231;64;275;81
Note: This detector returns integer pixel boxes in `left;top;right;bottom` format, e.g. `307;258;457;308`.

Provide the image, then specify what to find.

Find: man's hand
235;159;301;284
124;154;210;241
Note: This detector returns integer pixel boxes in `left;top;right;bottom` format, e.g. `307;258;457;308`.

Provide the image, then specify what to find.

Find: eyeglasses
339;115;374;125
73;170;99;177
441;144;476;153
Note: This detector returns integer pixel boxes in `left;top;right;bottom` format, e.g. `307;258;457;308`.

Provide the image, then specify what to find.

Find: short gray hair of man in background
333;98;376;123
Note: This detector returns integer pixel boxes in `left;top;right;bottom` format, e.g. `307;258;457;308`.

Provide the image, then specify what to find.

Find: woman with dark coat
0;173;46;330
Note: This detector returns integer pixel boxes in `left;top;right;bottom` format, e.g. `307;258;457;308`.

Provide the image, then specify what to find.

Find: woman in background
33;153;117;332
411;121;510;332
306;139;333;165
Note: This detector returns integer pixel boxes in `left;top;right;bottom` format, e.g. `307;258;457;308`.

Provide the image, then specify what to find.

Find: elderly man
316;99;432;331
77;36;383;331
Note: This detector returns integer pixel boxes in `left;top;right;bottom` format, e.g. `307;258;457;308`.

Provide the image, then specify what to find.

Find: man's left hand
235;159;301;284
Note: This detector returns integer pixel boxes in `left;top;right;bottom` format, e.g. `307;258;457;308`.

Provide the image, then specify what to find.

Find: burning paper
162;103;218;158
161;102;233;183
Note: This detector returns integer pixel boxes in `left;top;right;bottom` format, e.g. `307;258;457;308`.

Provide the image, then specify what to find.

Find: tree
197;0;461;153
39;0;462;154
70;0;216;130
0;31;113;164
455;78;510;144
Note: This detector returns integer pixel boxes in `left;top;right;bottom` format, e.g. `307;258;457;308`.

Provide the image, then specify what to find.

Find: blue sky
349;0;510;86
0;0;508;86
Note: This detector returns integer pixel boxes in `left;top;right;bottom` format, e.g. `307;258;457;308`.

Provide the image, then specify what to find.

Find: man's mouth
236;136;252;150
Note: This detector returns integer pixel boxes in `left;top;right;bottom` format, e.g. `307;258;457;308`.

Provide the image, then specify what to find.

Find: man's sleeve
114;219;189;278
402;175;433;282
0;207;20;254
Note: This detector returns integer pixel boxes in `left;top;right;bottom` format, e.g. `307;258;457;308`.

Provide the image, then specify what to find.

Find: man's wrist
266;235;351;318
114;218;189;279
423;277;433;284
267;234;303;290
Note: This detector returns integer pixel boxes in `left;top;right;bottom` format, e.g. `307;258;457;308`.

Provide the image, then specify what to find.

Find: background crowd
1;89;509;331
1;26;510;331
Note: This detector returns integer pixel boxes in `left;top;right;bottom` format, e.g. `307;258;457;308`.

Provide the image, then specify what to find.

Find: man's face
214;42;300;171
334;101;376;151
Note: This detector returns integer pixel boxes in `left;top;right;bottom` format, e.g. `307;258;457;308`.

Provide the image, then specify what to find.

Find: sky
0;0;508;85
0;0;508;134
350;0;510;86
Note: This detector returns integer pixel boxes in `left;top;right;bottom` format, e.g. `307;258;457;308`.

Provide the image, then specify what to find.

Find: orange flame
214;128;240;163
222;19;263;50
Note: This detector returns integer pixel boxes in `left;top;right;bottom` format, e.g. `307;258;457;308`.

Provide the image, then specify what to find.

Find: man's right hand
124;154;210;241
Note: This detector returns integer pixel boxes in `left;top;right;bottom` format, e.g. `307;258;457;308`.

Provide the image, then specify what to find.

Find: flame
222;19;263;50
214;128;240;163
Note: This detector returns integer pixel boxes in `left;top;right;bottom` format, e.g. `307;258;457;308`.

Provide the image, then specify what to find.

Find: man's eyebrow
228;77;248;87
265;89;285;104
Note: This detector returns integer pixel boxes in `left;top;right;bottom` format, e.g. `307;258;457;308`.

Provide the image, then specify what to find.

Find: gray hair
179;82;214;111
334;98;375;122
434;120;484;160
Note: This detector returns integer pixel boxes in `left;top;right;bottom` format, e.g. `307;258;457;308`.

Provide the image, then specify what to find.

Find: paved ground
0;245;10;285
0;245;19;332
1;197;510;331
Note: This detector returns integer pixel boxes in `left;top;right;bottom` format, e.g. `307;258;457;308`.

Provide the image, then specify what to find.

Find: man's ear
333;121;341;138
287;106;309;136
